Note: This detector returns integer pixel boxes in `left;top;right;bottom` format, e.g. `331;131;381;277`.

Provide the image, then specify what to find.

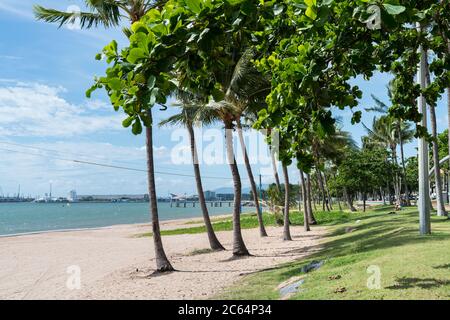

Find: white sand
0;218;325;300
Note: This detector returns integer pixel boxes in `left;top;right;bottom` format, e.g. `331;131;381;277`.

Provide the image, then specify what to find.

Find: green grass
137;209;366;237
217;206;450;300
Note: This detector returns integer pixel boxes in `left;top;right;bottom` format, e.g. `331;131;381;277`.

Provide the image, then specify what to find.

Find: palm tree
305;173;317;223
368;89;414;206
208;102;250;256
235;120;268;237
425;59;447;216
365;116;403;209
310;126;356;212
159;100;225;251
299;170;311;231
34;0;174;272
226;49;271;237
282;164;292;241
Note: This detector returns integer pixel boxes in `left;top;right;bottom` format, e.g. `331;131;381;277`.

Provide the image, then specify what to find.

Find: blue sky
0;1;448;198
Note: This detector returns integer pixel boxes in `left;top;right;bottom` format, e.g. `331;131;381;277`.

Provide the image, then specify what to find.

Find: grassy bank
138;209;367;237
217;206;450;300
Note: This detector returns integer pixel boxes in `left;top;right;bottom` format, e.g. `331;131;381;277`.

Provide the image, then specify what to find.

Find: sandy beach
0;217;325;300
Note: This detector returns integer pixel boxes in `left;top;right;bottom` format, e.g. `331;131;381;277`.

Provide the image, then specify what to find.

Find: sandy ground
0;217;325;300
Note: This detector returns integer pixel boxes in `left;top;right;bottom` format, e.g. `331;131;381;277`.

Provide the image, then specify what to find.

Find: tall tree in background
299;170;310;231
159;101;225;251
227;50;270;237
368;88;414;206
34;0;174;272
425;59;447;217
365;116;403;209
282;164;292;241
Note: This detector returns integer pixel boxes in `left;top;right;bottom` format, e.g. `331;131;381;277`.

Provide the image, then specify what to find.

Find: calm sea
0;202;253;236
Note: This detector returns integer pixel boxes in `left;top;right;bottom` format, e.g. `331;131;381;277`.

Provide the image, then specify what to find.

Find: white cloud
0;55;22;60
0;2;34;19
0;82;122;137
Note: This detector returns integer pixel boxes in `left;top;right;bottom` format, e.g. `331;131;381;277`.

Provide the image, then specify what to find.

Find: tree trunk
398;121;411;206
363;192;367;212
299;170;310;231
391;146;402;209
282;164;292;240
306;173;317;224
337;196;342;211
426;59;447;216
381;187;386;205
187;124;225;250
145;113;174;273
322;172;333;210
270;147;282;192
316;169;330;211
448;84;450;204
344;187;357;212
224;120;250;256
430;105;447;216
236;120;267;237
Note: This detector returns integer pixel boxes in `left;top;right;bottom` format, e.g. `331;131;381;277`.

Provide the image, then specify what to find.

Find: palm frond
33;5;119;29
365;94;389;113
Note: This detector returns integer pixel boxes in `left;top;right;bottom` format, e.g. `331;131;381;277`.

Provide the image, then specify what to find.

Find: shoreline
0;212;238;239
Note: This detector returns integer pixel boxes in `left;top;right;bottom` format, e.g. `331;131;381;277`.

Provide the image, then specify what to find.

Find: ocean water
0;202;254;236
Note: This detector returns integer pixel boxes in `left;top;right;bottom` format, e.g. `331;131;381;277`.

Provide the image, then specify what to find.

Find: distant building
216;192;234;201
204;190;216;201
78;194;148;202
67;190;78;202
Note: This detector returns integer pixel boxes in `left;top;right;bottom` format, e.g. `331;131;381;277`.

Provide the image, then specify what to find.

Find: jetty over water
170;199;255;208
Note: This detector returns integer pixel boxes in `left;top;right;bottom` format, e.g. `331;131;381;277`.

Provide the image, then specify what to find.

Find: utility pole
417;23;431;235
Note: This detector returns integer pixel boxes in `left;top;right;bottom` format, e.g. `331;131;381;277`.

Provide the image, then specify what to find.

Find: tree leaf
132;119;143;135
305;7;317;20
185;0;202;14
147;75;156;90
127;48;146;64
383;4;406;15
122;116;134;128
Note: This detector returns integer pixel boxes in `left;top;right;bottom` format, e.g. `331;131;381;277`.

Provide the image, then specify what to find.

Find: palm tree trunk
425;60;447;216
145;114;174;272
224;120;250;256
430;106;447;216
299;170;310;231
363;191;367;212
236;120;267;237
322;172;333;210
187;124;225;250
282;164;292;240
391;146;402;209
270;147;282;191
306;173;317;224
316;169;330;211
398;122;411;206
448;85;450;204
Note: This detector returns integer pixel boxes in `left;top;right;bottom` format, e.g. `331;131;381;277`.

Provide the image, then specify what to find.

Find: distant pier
170;200;254;208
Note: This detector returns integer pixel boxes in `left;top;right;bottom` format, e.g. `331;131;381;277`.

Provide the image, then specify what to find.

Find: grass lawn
217;206;450;300
137;209;368;237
